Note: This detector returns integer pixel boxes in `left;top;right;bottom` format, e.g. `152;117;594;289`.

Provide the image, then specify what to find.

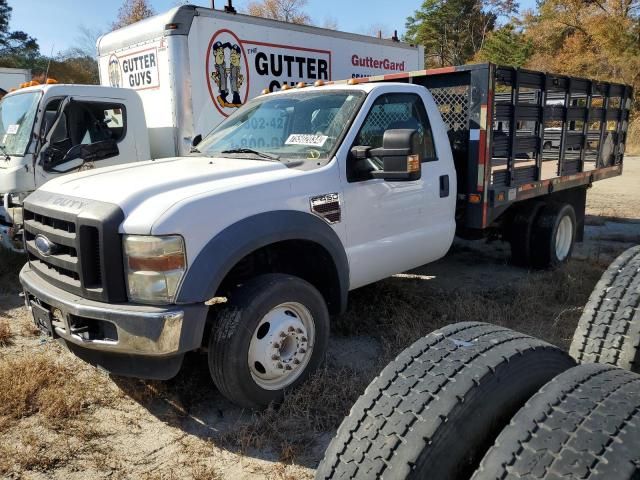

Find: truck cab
18;81;456;409
0;84;149;250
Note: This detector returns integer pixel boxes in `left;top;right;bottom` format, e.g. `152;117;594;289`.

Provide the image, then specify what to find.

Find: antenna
44;44;54;82
224;0;236;13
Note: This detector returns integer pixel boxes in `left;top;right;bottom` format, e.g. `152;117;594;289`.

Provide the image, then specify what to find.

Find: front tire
208;274;330;409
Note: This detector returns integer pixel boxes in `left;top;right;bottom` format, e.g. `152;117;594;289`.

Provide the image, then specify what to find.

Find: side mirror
191;134;202;149
50;157;85;173
41;140;119;173
350;129;422;181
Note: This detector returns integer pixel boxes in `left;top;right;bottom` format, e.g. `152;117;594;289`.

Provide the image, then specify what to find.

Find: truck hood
38;156;298;227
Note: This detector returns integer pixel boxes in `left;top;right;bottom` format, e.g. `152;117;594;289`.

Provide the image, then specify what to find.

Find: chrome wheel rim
555;215;573;261
248;302;315;390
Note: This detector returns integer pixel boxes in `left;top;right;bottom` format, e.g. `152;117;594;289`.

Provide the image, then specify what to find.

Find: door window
349;93;436;182
40;99;126;168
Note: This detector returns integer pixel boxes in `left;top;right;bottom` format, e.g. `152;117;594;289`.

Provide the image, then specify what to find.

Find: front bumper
20;263;209;378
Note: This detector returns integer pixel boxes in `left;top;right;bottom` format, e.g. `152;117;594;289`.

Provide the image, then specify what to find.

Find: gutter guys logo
108;48;160;90
206;29;249;116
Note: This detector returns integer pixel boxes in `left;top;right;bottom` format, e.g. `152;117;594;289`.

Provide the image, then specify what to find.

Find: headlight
123;235;186;304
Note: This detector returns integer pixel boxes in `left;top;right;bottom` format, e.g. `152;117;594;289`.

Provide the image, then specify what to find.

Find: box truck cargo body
0;67;31;94
97;5;425;158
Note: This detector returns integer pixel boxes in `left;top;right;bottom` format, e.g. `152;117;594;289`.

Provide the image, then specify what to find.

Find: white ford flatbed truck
0;4;423;251
18;64;632;408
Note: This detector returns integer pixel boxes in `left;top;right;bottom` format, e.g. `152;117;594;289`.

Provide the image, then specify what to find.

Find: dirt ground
0;158;639;480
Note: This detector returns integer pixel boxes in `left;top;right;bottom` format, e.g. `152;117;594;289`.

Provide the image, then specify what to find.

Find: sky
10;0;538;57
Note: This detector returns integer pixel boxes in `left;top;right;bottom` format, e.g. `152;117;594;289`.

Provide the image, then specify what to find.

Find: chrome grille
24;209;83;287
22;190;127;303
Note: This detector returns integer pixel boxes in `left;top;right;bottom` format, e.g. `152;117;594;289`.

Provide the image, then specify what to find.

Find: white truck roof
4;83;142;101
97;5;420;56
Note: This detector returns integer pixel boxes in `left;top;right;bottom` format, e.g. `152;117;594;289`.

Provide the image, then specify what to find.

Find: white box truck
0;67;30;95
0;4;423;250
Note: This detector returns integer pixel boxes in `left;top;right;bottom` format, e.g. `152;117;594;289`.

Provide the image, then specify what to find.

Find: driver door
340;87;454;289
34;96;130;188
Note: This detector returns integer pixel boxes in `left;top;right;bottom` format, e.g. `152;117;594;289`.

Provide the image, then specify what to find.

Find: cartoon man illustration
211;41;229;107
108;56;121;88
228;43;244;107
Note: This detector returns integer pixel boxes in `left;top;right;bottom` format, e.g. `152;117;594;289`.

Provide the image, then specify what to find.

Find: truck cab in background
0;84;149;250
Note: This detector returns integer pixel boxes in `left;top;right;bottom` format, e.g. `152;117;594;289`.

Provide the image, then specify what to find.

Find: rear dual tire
508;202;577;269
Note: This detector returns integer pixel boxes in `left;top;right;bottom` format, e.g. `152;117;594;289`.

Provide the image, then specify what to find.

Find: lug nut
296;328;303;334
271;354;280;360
301;337;307;342
273;342;280;349
299;348;306;354
280;331;287;338
277;362;283;369
293;358;300;365
288;326;295;332
285;365;292;370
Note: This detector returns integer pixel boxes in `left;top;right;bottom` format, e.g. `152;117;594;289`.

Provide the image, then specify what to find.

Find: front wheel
207;274;330;409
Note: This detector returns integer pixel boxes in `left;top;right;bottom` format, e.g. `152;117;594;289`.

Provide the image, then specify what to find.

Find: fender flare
176;210;350;312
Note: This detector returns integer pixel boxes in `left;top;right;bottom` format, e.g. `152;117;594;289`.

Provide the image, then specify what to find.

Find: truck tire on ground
508;201;544;267
570;245;640;373
207;273;330;409
531;203;576;269
472;364;640;480
315;322;575;480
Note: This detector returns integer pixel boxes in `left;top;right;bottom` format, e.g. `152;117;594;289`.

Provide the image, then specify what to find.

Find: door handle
439;175;449;198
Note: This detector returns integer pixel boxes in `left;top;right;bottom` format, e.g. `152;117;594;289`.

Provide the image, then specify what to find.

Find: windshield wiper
220;148;280;161
0;144;10;162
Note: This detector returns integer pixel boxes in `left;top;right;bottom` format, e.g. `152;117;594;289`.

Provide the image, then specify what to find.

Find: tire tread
570;245;640;372
316;322;574;480
472;364;640;480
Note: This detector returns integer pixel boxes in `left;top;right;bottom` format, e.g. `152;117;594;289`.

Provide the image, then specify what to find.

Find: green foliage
405;0;517;67
476;24;533;67
0;0;39;65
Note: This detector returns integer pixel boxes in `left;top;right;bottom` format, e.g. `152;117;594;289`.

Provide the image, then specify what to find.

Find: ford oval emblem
34;234;57;256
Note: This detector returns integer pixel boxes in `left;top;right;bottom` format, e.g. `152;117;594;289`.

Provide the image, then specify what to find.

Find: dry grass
336;258;605;356
627;119;640;155
222;364;372;459
0;420;112;476
0;352;113;426
0;319;14;346
20;320;41;337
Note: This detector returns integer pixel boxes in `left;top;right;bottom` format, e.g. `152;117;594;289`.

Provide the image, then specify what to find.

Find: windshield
0;91;40;156
197;89;365;163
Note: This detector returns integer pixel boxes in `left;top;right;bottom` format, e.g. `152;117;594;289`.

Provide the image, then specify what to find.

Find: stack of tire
317;245;640;480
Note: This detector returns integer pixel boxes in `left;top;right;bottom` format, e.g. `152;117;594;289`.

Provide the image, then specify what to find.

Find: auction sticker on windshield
6;124;19;134
285;134;328;147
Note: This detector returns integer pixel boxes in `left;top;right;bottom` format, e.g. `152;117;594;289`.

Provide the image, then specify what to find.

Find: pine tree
0;0;39;63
